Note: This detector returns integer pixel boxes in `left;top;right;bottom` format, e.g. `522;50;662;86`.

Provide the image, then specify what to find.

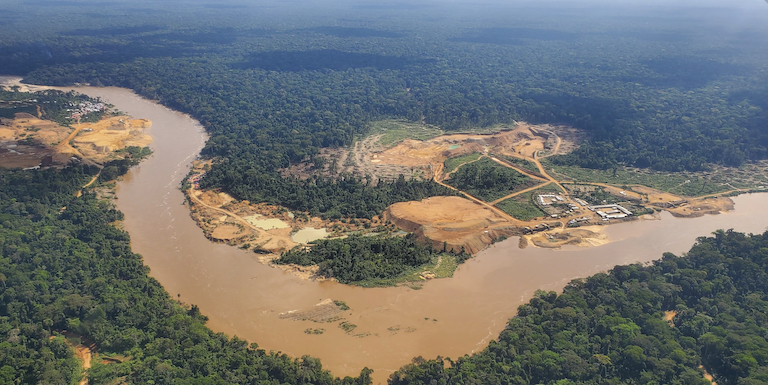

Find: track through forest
187;189;270;238
431;129;568;220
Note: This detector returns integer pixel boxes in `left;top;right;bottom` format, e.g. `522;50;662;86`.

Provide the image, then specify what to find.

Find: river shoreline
4;77;768;384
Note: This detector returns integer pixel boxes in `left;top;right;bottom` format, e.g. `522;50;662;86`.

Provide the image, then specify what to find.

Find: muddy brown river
31;85;768;383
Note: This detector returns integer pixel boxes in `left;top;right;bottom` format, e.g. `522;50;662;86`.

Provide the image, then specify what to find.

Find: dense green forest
0;0;765;217
391;229;768;385
445;158;536;202
0;166;371;384
204;173;458;219
276;234;469;285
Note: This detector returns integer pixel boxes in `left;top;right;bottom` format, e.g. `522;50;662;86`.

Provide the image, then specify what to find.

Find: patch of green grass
333;300;350;311
352;254;461;288
495;183;563;220
531;183;562;194
450;124;517;135
432;255;459;279
495;199;546;221
368;119;444;147
444;152;482;174
497;155;541;177
544;160;734;197
304;328;325;335
339;321;357;334
565;184;624;205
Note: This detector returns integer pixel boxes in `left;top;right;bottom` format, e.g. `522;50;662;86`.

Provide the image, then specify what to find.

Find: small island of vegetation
276;234;470;286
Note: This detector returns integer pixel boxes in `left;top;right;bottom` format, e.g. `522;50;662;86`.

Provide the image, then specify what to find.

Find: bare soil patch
186;161;389;279
2;112;70;145
279;298;347;322
0;142;55;168
50;331;98;385
667;197;734;218
700;365;717;385
0;113;70;168
279;122;581;185
210;224;245;241
663;310;677;326
0;113;151;168
630;185;685;204
385;196;516;253
374;124;565;172
194;119;742;286
71;116;151;163
526;227;608;249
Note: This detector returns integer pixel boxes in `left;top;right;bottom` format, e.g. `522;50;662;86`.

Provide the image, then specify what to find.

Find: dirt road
187;189;269;238
55;125;86;158
490;182;552;205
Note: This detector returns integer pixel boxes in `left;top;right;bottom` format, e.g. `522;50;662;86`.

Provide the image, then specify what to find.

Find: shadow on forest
3;27;279;75
26;0;123;6
520;91;637;131
351;3;432;10
0;39;197;76
619;30;692;42
450;27;578;45
235;49;433;71
729;88;768;149
64;25;164;37
62;26;271;44
303;27;403;38
632;57;746;90
199;3;251;9
136;29;242;45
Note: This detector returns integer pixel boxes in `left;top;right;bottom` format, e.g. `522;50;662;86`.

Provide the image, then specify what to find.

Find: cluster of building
522;222;554;234
588;204;632;220
568;217;591;225
188;173;204;189
573;198;589;206
68;101;106;121
532;191;634;225
537;194;564;205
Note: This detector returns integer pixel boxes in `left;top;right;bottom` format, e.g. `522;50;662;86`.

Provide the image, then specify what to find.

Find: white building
589;204;632;220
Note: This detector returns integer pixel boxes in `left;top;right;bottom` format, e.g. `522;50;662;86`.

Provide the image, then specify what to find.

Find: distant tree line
0;5;762;217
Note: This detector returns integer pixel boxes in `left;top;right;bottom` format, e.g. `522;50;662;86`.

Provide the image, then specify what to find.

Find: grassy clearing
495;199;546;221
448;124;517;135
353;254;461;288
531;183;563;194
444;152;482;174
498;155;541;176
495;183;560;220
339;321;357;334
544;161;741;197
368;119;444;147
564;184;625;205
367;120;519;148
333;300;350;311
